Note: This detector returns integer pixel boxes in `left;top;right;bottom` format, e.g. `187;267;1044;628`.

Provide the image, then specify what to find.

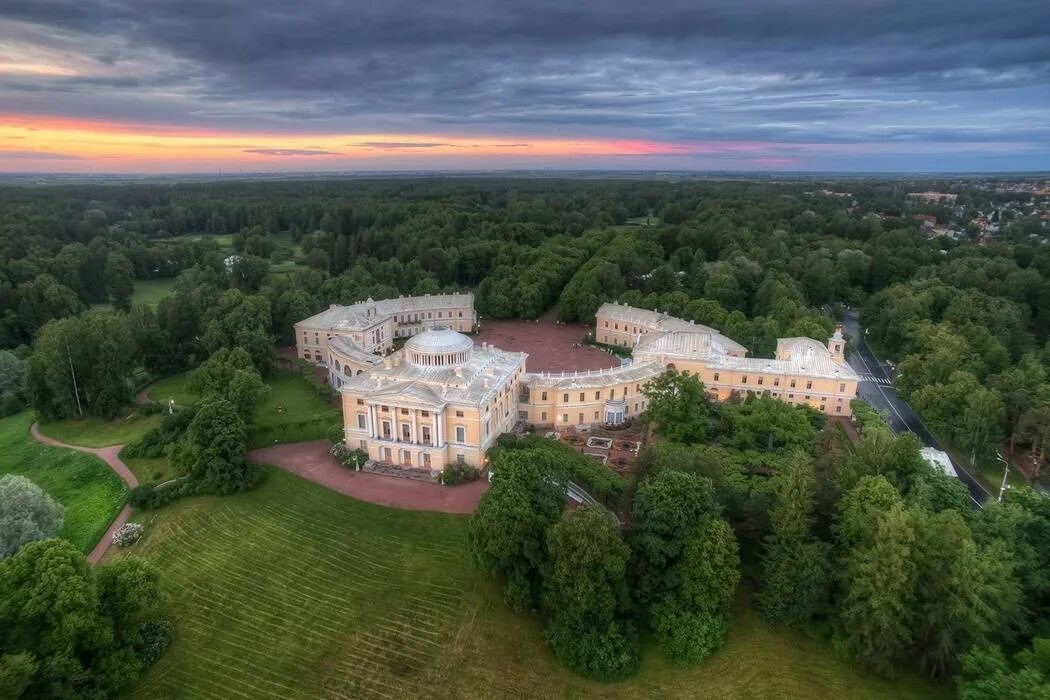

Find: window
839;383;845;392
773;378;780;387
713;372;719;382
400;408;409;415
541;391;547;401
741;375;748;385
359;440;367;450
790;379;796;388
455;410;464;418
484;420;490;437
757;376;764;386
595;391;601;400
836;406;842;413
421;410;429;417
578;413;584;424
594;411;599;420
357;415;366;429
788;394;794;399
457;454;465;465
563;393;569;402
806;381;813;390
356;398;364;405
804;395;811;400
541;411;547;421
381;405;389;412
401;424;411;441
579;392;585;402
455;426;465;442
562;414;568;423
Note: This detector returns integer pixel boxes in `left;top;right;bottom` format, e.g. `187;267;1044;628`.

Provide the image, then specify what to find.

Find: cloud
0;149;81;159
353;141;448;149
0;0;1047;170
242;148;340;156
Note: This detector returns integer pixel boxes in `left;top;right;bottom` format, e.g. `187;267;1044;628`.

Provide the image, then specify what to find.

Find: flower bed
113;522;144;547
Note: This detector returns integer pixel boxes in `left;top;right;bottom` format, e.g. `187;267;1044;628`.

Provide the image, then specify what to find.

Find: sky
1;0;1049;173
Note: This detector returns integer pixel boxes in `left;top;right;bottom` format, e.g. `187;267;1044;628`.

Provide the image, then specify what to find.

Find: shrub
327;423;345;444
649;599;728;665
442;462;480;485
547;619;640;681
851;399;888;434
330;442;368;470
112;522;144;547
122;408;194;460
488;434;625;507
127;480;193;509
134;619;174;667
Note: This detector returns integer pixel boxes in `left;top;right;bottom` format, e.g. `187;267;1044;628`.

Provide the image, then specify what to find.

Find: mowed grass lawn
148;369;340;446
0;412;127;553
132;277;177;306
109;467;947;699
37;410;164;448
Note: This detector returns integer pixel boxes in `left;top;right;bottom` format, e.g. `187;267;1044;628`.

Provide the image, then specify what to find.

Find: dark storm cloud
1;0;1049;167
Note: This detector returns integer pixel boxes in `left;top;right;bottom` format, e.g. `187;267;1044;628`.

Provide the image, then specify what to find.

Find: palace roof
296;293;474;331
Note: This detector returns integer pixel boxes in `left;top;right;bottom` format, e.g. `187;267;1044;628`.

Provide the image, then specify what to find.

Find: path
30;423;138;564
842;311;990;506
248;440;488;514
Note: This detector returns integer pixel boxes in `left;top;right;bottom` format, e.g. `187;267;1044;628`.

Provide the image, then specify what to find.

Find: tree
26;312;134;420
170;396;258;494
543;505;629;628
0;539;169;697
837;503;916;674
725;395;816;451
0;350;24;416
104;252;135;311
642;370;711;444
187;347;268;422
911;508;1018;676
958;638;1050;700
631;470;720;604
757;453;831;626
543;506;639;680
1015;404;1050;479
649;518;740;664
201;289;274;375
0;476;63;559
469;448;568;611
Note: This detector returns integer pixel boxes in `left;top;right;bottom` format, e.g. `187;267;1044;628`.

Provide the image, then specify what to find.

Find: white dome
405;327;473;367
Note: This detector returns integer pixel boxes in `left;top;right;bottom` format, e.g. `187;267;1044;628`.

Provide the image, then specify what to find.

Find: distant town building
908;191;958;203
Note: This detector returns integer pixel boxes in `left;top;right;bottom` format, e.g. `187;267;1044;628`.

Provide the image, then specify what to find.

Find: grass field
148;369;339;446
132;278;177;306
0;412;127;553
37;410;164;448
124;455;176;485
109;467;947;699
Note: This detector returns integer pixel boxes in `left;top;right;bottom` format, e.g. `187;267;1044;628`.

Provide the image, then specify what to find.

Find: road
841;311;990;506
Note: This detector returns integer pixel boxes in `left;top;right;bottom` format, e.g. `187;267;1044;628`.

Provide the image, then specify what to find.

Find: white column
410;410;418;444
436;412;444;447
368;405;377;438
431;414;438;447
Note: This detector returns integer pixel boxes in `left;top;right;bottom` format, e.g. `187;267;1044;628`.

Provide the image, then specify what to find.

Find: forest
1;177;1049;695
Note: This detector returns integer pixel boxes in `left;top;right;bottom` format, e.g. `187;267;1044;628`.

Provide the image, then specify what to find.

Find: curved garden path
30;423;138;564
248;440;488;514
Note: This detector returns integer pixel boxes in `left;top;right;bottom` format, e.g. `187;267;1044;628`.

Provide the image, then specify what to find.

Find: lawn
0;412;127;553
123;455;176;485
132;277;177;306
147;369;340;446
109;467;947;699
37;410;164;448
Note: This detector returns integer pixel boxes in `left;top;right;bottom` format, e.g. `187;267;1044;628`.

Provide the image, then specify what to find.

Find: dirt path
30;423;138;564
248;440;488;514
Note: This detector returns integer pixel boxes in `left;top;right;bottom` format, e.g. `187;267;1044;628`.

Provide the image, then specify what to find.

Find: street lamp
996;451;1010;502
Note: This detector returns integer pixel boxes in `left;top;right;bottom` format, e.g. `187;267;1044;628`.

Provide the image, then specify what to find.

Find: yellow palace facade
296;298;859;473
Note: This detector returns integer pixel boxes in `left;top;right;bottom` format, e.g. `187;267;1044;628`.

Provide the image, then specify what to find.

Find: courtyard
473;309;620;373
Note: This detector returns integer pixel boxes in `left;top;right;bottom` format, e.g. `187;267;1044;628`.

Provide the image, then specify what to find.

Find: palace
296;297;859;474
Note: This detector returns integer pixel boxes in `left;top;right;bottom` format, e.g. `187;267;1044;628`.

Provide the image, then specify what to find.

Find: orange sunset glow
0;115;775;172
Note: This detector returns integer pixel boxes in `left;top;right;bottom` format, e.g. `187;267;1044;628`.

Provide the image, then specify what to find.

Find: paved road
841;312;991;506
